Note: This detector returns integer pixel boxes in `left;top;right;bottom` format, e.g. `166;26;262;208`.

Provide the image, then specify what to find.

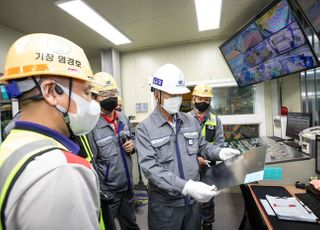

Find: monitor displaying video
286;112;312;140
296;0;320;36
220;0;319;87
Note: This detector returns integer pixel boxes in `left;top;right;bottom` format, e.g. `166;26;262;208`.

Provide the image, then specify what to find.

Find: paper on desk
244;170;264;184
266;195;318;223
260;199;276;216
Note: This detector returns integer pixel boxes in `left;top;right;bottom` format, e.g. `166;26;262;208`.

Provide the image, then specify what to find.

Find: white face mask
55;84;101;136
162;96;182;114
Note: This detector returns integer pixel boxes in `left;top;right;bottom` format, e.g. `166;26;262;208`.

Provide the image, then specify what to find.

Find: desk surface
248;184;319;230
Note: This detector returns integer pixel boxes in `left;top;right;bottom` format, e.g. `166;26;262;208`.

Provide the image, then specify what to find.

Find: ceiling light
194;0;222;31
56;0;131;45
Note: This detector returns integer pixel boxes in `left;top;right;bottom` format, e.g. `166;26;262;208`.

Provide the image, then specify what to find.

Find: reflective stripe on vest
201;113;217;143
0;139;61;230
80;135;94;162
99;209;106;230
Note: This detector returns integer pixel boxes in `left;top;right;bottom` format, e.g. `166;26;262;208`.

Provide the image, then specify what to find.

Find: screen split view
220;0;320;87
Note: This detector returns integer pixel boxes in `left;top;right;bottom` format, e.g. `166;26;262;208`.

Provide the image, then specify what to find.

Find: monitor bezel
295;0;320;40
315;134;320;174
285;112;312;139
219;0;320;88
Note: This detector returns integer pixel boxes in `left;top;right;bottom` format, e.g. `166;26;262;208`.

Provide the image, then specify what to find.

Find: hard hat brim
192;93;213;98
160;86;190;95
1;71;98;85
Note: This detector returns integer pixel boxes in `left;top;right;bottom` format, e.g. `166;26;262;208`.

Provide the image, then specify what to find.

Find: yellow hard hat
91;72;118;94
117;96;123;106
192;84;213;97
1;33;94;83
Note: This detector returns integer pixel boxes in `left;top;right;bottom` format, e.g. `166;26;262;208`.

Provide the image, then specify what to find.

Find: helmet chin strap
65;78;74;137
18;77;43;102
156;91;163;109
54;78;75;137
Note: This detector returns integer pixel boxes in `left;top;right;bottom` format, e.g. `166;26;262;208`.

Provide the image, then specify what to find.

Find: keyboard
284;141;300;149
268;136;284;141
295;193;320;219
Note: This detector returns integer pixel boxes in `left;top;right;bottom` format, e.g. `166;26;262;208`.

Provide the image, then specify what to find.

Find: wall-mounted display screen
296;0;320;36
220;0;319;87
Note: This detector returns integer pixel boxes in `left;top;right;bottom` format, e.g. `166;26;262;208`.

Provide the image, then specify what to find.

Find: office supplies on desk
263;167;283;180
260;199;276;216
266;195;318;223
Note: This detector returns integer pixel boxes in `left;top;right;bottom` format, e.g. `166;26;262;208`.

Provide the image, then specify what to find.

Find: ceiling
0;0;272;57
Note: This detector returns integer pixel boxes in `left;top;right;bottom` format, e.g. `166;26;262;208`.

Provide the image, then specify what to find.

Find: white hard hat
151;64;190;94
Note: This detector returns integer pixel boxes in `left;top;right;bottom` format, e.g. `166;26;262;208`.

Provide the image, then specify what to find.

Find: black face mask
100;97;118;112
195;102;210;112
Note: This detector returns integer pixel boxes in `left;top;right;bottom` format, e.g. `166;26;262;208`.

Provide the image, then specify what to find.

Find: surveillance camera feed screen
220;0;319;87
296;0;320;36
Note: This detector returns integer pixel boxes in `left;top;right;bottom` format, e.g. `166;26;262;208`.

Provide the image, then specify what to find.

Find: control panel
224;137;310;164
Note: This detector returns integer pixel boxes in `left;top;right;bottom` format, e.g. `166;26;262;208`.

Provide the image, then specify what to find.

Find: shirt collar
191;109;209;123
15;121;80;154
101;110;118;124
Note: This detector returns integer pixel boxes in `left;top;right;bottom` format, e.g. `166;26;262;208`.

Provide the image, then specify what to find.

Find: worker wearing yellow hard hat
0;33;101;230
87;72;140;230
189;83;225;230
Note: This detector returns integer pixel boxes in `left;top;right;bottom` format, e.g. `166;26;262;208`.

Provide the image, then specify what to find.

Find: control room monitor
286;112;312;140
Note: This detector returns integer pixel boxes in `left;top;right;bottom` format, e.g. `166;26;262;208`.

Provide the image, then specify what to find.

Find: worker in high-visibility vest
189;84;224;230
87;72;139;230
0;33;101;230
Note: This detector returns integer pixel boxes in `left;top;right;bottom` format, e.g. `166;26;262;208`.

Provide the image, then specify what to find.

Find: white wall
264;81;274;136
0;24;24;73
120;39;234;121
281;73;301;112
88;55;101;74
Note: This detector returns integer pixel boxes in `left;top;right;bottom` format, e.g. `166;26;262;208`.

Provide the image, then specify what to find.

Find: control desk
223;137;311;164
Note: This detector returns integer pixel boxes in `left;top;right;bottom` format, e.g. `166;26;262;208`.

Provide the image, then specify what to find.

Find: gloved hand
182;180;219;203
219;148;241;161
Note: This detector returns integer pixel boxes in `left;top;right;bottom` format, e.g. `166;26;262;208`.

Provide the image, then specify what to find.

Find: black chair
239;184;268;230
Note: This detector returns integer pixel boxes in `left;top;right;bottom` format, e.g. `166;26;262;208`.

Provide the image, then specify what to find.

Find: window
212;86;255;115
181;79;266;136
300;28;320;125
224;124;259;141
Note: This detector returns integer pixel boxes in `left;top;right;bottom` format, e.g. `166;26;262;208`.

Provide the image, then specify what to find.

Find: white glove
219;148;241;161
182;180;219;203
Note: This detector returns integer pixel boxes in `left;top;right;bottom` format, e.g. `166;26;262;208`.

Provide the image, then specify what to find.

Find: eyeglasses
97;91;118;98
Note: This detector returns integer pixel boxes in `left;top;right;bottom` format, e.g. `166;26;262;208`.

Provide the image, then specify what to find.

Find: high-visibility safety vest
80;135;94;163
79;135;106;230
0;130;106;230
0;130;65;230
201;113;217;143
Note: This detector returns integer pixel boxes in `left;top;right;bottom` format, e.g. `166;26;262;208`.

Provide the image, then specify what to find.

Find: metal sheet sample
202;145;267;190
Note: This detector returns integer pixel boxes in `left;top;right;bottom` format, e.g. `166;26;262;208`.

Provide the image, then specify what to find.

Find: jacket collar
15;121;80;154
151;107;182;128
